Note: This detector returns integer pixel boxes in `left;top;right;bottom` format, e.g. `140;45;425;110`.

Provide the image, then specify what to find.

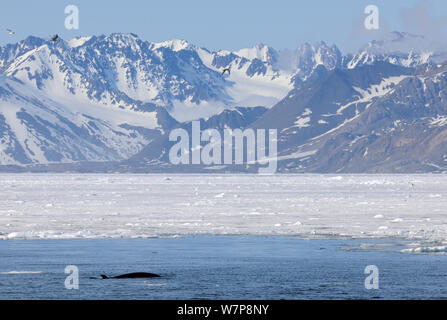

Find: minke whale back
101;272;161;279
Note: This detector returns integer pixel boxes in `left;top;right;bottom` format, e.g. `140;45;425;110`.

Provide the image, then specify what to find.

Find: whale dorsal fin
100;274;108;279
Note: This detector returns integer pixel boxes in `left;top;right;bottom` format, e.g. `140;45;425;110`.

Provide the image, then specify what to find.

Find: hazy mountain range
1;31;447;173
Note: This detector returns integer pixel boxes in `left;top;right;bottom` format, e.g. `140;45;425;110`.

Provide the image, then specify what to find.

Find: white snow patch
67;37;92;48
337;76;408;115
294;117;311;128
430;116;447;127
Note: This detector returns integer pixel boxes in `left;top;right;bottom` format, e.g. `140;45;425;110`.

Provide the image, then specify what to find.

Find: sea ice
0;174;446;253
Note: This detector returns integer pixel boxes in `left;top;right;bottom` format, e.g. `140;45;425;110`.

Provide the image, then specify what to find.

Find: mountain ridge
1;32;447;172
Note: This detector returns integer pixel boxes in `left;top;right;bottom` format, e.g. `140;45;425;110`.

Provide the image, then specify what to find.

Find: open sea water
0;236;446;300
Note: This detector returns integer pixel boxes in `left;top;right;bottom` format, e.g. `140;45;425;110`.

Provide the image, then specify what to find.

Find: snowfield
1;174;447;251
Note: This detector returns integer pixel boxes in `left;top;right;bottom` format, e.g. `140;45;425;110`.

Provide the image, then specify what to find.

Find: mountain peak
152;39;192;52
253;42;268;49
103;33;142;48
109;32;139;39
314;40;328;48
363;31;433;55
235;43;276;63
387;31;425;41
67;36;93;48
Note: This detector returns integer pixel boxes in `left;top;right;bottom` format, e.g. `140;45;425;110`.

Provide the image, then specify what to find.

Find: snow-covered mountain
277;62;447;173
346;32;447;69
128;60;447;173
2;32;447;170
0;33;347;165
0;74;171;164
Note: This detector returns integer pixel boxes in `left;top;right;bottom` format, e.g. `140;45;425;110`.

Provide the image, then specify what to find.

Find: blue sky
1;0;446;53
